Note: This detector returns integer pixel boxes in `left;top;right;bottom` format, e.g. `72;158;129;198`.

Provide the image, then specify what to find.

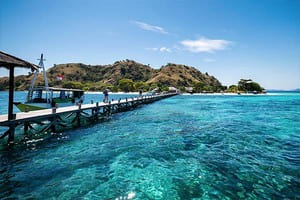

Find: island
0;59;264;94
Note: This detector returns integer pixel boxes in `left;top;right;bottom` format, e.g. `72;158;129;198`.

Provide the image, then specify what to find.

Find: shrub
118;79;134;92
193;82;205;93
62;81;84;89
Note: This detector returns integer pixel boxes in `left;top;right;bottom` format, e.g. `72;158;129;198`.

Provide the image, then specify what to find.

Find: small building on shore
185;87;194;93
168;87;179;93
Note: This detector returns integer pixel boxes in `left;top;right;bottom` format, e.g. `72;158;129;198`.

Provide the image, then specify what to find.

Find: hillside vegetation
0;60;225;92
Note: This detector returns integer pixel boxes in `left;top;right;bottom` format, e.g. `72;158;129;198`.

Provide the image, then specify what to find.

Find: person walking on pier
139;89;142;97
103;89;109;103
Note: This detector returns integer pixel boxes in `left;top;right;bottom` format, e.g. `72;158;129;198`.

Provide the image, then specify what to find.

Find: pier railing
0;92;178;144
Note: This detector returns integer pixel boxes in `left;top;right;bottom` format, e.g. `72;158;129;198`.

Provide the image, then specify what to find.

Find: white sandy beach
181;92;270;96
85;91;139;95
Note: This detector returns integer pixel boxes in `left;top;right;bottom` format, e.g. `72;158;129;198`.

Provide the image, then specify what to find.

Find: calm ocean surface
0;91;299;199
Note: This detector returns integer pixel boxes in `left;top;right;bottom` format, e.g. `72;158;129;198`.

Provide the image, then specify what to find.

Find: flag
56;74;64;81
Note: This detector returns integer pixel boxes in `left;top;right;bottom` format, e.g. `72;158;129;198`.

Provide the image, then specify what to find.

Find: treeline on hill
62;79;161;92
0;60;263;93
226;79;264;93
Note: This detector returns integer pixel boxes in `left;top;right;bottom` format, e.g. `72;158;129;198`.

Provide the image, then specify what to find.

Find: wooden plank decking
0;93;177;126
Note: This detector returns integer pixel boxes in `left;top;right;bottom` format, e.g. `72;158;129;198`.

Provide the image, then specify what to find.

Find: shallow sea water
0;91;299;199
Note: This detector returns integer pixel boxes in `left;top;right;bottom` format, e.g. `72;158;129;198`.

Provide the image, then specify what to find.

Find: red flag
56;74;64;81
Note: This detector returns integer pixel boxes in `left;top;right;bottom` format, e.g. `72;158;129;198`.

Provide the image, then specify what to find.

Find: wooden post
108;101;111;115
7;66;15;143
77;112;81;127
95;102;99;121
51;117;56;132
77;103;81;126
8;126;14;144
8;66;14;120
24;122;29;134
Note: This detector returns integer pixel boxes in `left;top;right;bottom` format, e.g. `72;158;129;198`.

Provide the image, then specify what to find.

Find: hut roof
0;51;38;71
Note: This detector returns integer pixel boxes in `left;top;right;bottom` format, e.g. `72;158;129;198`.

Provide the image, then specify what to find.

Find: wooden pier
0;93;178;144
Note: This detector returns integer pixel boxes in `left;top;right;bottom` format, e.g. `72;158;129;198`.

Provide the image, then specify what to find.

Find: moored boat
14;54;84;112
14;87;84;111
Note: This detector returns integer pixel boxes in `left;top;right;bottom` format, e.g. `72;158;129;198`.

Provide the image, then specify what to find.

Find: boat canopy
26;87;84;104
32;87;84;92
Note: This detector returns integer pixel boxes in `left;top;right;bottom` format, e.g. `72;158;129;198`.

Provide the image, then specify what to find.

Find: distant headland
0;59;264;93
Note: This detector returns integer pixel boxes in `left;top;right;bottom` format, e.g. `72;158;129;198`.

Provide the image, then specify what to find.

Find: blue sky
0;0;299;89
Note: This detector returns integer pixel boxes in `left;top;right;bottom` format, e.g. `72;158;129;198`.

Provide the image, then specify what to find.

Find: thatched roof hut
0;51;38;70
0;51;38;123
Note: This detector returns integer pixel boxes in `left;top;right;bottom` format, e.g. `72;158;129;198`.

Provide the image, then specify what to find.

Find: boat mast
27;54;50;102
38;54;48;87
27;68;39;102
38;54;50;102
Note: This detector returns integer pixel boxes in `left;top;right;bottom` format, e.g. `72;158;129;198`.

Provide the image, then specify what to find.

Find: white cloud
159;47;171;52
132;21;168;34
203;58;215;62
180;37;232;53
146;47;171;53
145;47;159;51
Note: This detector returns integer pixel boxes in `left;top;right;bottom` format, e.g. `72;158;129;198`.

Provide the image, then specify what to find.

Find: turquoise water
0;91;299;199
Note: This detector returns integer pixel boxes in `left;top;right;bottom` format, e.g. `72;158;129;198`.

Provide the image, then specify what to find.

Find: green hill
147;63;222;89
0;59;223;92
